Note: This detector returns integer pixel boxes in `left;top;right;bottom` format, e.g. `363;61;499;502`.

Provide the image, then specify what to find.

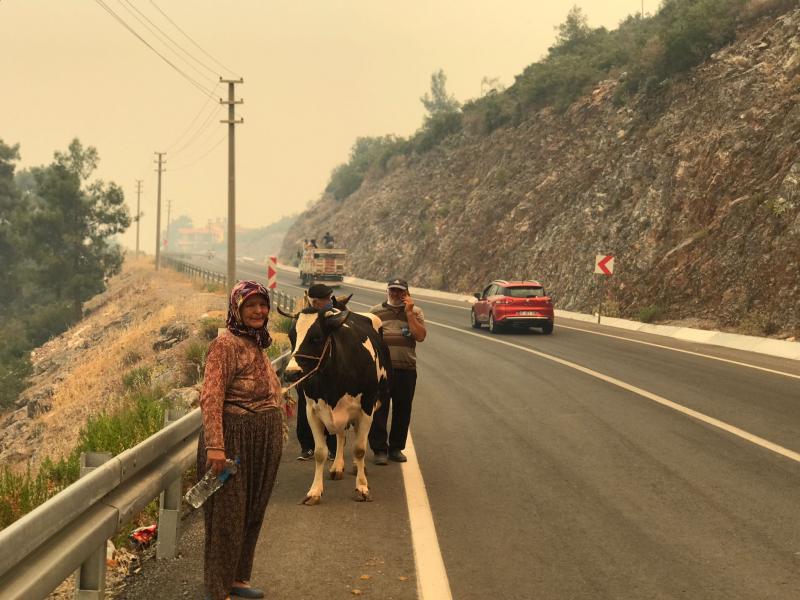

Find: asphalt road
130;256;800;600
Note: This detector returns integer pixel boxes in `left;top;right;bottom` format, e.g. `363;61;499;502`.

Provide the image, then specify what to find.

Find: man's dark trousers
369;368;417;453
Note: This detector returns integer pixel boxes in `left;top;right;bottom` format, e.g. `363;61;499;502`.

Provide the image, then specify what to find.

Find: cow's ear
323;308;349;330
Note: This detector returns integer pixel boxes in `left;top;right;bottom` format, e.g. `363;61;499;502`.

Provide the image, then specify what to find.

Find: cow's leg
329;432;346;480
302;401;328;506
351;411;373;502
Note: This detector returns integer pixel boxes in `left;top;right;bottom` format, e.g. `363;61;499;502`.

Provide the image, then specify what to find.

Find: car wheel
489;312;501;334
542;322;554;335
470;309;482;329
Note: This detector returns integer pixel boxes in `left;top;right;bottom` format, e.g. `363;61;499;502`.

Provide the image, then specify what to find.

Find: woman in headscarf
197;280;283;600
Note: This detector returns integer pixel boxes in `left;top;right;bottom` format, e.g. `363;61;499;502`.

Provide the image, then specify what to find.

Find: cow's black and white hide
284;305;391;504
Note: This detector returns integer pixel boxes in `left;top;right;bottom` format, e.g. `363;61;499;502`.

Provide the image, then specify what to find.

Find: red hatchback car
471;280;554;334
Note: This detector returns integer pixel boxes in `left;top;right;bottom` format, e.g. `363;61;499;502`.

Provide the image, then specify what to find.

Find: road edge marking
402;433;454;600
557;324;800;380
427;319;800;465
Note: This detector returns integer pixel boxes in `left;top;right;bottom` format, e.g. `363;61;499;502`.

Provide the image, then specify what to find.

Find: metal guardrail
0;352;291;600
162;255;226;286
161;255;298;313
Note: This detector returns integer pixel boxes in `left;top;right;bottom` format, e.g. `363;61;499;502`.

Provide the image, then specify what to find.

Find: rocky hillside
282;8;800;338
0;259;225;468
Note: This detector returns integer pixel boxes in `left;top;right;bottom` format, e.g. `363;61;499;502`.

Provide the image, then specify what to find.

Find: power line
149;0;240;79
169;132;227;171
94;0;215;98
169;98;223;157
164;82;221;153
117;0;219;85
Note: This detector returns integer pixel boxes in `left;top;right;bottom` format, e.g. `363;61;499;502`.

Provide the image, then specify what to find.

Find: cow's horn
276;305;298;319
334;294;353;308
324;308;350;329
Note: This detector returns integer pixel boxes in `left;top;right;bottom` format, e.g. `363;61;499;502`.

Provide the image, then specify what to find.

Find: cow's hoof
301;495;321;506
330;470;344;481
354;489;372;502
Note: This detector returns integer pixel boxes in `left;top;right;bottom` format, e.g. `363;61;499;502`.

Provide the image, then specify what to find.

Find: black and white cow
282;304;391;504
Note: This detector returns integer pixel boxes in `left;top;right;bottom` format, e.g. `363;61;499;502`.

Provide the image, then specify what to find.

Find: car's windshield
502;286;544;298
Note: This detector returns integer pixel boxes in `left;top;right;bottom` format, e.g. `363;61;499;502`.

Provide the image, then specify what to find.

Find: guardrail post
74;452;112;600
157;408;189;559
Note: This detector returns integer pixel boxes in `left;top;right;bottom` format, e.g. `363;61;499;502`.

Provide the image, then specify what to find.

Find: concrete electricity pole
135;179;143;259
220;78;243;290
166;198;172;252
154;152;166;270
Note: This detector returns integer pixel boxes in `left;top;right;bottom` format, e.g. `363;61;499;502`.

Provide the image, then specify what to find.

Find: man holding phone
368;278;427;464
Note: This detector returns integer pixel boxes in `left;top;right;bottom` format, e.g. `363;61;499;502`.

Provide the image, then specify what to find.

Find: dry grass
28;259;227;468
23;257;290;470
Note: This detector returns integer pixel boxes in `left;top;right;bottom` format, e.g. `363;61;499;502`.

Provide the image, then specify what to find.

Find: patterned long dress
197;330;283;600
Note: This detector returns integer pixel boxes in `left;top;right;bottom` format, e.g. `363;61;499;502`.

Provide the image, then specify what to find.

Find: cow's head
284;306;350;383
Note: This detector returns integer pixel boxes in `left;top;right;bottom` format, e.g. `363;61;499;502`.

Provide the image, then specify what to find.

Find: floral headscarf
226;280;272;348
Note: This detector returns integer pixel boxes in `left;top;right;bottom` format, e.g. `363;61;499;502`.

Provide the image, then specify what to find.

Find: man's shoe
297;449;313;461
388;449;407;463
373;451;388;466
231;586;265;599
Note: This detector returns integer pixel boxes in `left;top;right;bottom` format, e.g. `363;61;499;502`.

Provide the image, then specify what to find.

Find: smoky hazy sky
1;1;649;252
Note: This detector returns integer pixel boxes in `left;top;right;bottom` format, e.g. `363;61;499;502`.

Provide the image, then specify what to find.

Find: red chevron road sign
594;254;614;275
267;256;277;289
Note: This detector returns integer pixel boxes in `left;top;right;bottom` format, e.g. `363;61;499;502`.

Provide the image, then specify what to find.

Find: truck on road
299;247;347;286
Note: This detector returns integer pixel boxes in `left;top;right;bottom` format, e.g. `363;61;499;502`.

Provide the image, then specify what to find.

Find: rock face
282;9;800;337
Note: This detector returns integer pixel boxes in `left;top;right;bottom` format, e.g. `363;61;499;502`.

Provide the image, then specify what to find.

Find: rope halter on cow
281;335;332;394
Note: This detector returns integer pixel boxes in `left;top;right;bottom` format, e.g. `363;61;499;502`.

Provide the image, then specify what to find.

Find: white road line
276;274;470;310
427;319;800;464
339;281;471;310
401;434;454;600
276;273;799;380
266;274;797;593
558;324;800;380
279;292;454;596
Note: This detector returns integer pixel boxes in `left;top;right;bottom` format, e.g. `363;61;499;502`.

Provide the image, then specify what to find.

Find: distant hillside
233;214;297;260
282;4;800;338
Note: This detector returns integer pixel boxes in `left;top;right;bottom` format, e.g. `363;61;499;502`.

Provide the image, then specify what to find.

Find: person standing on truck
369;278;426;465
322;231;334;248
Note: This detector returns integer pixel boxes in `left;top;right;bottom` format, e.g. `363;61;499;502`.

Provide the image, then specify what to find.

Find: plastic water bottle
184;458;239;508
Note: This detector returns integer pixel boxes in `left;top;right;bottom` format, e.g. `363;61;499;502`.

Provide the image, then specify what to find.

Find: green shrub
412;111;463;153
269;314;292;335
638;305;662;323
326;136;409;201
121;350;142;367
0;355;31;410
200;317;225;340
23;300;74;347
183;340;209;384
122;366;153;392
326;162;364;201
739;311;780;336
76;390;165;456
0;388;166;530
266;340;290;360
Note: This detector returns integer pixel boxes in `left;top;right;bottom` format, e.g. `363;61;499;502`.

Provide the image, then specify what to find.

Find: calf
282;305;391;504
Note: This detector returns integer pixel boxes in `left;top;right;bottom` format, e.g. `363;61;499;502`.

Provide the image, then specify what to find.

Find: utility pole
220;78;244;290
154;152;166;270
135;179;143;259
165;198;172;252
